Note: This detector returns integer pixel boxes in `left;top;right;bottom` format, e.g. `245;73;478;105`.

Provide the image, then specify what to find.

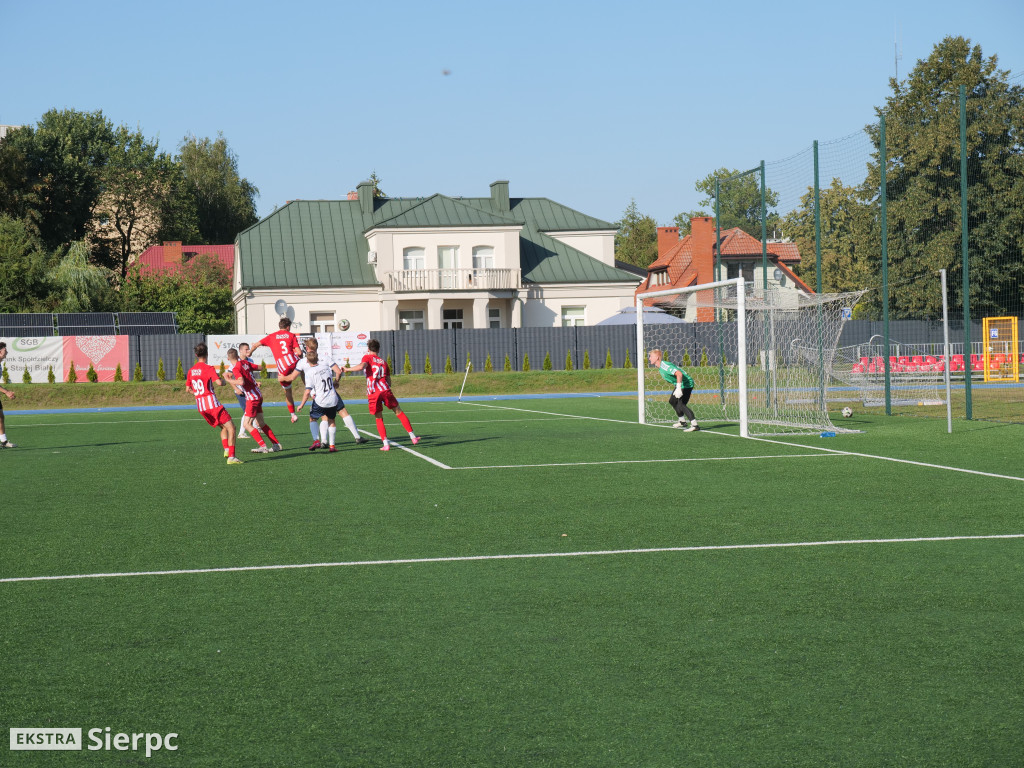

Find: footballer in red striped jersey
186;342;242;464
344;338;420;451
251;317;302;422
224;347;283;455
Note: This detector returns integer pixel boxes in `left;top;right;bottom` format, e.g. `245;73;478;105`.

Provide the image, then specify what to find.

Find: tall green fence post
760;161;768;289
960;84;973;420
880;113;891;415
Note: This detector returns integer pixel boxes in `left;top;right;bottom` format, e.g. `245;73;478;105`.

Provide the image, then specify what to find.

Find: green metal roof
369;194;523;230
236;193;633;290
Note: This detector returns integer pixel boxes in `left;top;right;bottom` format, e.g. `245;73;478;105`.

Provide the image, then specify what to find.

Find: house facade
635;216;812;320
232;180;640;335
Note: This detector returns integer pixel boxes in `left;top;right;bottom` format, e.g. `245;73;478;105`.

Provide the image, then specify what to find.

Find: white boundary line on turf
356;429;451;469
451;454;844;470
3;534;1022;584
463;401;1024;483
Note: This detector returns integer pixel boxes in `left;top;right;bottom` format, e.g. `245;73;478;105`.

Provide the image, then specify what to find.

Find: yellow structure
982;317;1020;383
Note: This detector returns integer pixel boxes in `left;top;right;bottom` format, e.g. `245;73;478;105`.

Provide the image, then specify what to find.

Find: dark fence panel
454;328;518;372
130;334;205;380
391;329;456;374
516;327;576;371
575;325;636;368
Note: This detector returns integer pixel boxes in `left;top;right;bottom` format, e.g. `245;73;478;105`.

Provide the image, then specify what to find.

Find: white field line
463;402;1024;483
452;454;844;470
357;429;451;469
3;534;1022;585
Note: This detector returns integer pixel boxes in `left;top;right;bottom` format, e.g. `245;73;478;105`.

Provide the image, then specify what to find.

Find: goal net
637;278;866;436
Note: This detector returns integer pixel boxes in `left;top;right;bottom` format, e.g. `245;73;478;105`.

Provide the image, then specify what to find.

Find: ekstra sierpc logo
10;727;178;757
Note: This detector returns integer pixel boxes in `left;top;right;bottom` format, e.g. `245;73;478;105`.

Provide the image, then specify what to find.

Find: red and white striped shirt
259;331;300;371
186;363;224;413
233;359;262;402
361;354;392;396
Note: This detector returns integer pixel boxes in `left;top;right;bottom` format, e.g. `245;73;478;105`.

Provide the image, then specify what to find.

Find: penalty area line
3;534;1022;584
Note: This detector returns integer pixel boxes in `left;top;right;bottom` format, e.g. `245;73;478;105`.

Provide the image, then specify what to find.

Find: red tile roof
136;244;234;277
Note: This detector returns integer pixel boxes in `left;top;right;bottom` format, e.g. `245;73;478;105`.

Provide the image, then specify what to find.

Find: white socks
342;414;359;439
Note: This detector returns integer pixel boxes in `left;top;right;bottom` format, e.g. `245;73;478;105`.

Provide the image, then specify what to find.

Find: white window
472;246;494;269
442;308;464;329
399;310;424;330
561;306;585;327
488;307;501;329
403;247;425;270
310;312;335;334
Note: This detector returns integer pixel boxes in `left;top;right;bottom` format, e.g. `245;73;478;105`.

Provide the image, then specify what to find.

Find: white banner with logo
206;335;280;371
1;337;64;383
315;331;370;369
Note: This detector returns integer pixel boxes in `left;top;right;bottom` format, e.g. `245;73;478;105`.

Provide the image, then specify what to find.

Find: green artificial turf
2;399;1022;766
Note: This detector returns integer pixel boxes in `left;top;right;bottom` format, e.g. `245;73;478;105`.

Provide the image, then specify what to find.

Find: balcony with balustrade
382;268;520;293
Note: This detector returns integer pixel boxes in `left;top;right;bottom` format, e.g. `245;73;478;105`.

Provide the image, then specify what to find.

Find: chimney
690;217;715;322
163;241;183;265
490;180;510;212
356;180;375;216
347;190;358;201
656;227;679;258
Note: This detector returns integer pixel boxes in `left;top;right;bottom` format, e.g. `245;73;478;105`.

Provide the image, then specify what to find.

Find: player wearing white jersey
282;338;367;452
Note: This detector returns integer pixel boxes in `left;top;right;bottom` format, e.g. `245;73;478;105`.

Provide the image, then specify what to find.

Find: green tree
675;168;780;238
503;354;511;372
484;354;493;372
424;354;432;375
0;214;54;312
67;361;77;383
47;365;56;383
784;179;878;296
605;349;613;369
0;109;115;251
119;254;233;333
615;199;658;268
114;363;124;382
133;362;144;381
403;352;411;375
564;350;573;370
157;358;166;381
86;363;98;382
865;36;1024;318
444;355;453;374
46;240;114;312
583;350;591;370
523;354;530;372
175;358;185;380
177;133;259;244
22;367;31;384
90;125;179;281
543;352;552;370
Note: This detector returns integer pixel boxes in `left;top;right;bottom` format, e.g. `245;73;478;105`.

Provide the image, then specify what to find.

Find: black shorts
310;401;339;421
669;388;693;406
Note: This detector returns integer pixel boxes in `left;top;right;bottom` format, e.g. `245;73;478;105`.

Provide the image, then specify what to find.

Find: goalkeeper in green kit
648;349;699;431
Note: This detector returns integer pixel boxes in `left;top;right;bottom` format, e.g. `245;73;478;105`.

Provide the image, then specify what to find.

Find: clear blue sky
2;0;1021;229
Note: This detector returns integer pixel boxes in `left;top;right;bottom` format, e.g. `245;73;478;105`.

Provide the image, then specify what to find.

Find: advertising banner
206;335;279;371
315;331;370;369
62;336;129;382
0;337;64;383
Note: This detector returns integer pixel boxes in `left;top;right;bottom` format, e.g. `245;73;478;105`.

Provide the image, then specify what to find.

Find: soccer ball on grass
841;407;853;418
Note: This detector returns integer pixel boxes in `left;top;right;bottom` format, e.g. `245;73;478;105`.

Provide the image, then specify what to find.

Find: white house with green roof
232;180;640;334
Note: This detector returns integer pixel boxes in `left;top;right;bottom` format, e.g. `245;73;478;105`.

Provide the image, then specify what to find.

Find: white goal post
637;278;748;435
637;278;865;437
